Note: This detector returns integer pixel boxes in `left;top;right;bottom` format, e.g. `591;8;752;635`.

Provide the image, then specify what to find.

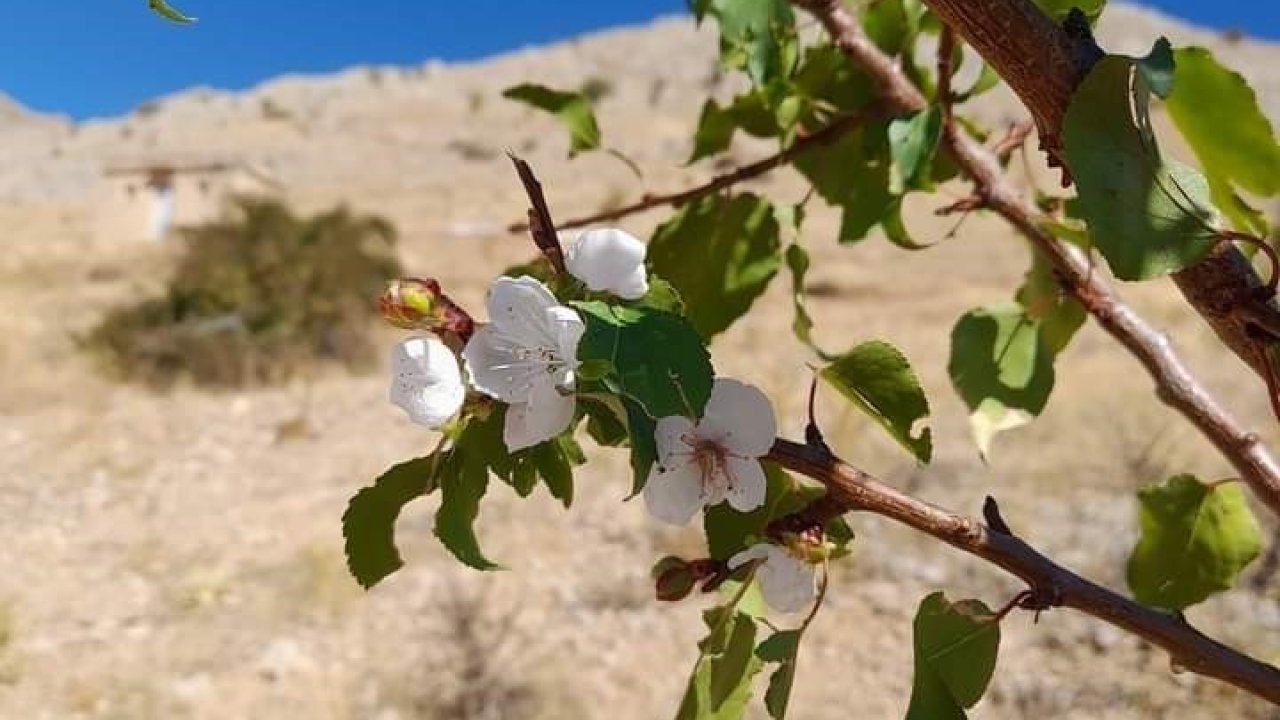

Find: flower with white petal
729;543;818;614
389;335;466;429
463;275;584;451
643;378;777;525
565;228;649;300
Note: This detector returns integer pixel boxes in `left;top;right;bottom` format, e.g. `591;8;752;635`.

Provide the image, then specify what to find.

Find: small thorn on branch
508;153;566;273
983;495;1013;535
805;375;834;458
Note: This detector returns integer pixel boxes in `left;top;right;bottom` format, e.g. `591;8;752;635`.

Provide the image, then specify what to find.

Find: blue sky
0;1;1273;120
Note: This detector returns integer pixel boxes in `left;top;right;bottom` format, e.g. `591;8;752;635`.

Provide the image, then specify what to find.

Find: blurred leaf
502;84;601;156
1063;54;1217;280
1127;474;1262;611
794;122;895;244
820;340;932;463
689;100;738;164
649;194;782;340
342;455;440;588
1015;251;1086;356
756;630;800;718
624;397;659;495
948;302;1054;458
954;63;1000;103
889;108;942;191
710;0;796;86
148;0;196;23
575;302;714;420
905;592;1000;720
783;242;831;358
677;610;764;719
1032;0;1105;22
704;465;821;559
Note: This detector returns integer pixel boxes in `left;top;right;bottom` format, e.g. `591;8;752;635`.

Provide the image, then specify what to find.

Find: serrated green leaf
636;278;687;315
539;436;580;507
794;122;895;244
148;0;196;23
1063;54;1218;280
948;302;1055;458
580;395;629;447
1127;474;1262;611
502;84;601;156
889;107;942;191
342;455;440;588
575;301;714;421
434;442;501;571
689;100;738;164
905;592;1000;720
710;0;796;86
1165;47;1280;203
709;612;759;708
820;340;932;463
648;194;782;340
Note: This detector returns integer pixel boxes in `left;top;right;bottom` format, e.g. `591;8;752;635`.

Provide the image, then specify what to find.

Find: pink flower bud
652;556;696;602
379;278;474;340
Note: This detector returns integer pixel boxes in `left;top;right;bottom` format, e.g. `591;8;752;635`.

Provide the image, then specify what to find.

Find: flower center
512;345;563;375
686;435;733;494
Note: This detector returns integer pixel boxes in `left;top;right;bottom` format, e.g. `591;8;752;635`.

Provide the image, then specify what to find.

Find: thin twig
789;0;1280;519
507;108;880;233
766;437;1280;704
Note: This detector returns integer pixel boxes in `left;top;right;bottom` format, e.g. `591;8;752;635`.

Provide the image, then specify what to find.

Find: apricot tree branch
765;437;1280;705
789;0;1280;518
507;107;880;233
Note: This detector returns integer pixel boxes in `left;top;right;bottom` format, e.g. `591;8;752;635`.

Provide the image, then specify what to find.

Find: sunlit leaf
1063;54;1218;280
794;122;895;244
820;340;932;463
905;592;1000;720
710;0;796;86
148;0;196;23
889;107;942;191
648;194;782;340
689;100;738;164
502;84;601;156
1127;474;1262;611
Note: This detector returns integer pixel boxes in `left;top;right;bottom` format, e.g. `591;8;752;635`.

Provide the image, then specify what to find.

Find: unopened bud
652;556;696;602
379;278;474;340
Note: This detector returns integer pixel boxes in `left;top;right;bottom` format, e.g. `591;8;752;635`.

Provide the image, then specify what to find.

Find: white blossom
564;228;649;300
463;275;583;451
643;378;777;525
389;335;466;429
729;543;817;614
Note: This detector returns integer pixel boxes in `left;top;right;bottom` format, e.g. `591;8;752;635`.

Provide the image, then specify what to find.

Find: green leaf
1127;475;1262;611
1031;0;1104;23
1138;38;1175;99
434;441;501;571
710;0;796;86
502;84;601;156
704;464;820;559
783;243;829;357
342;455;440;589
637;278;687;315
677;610;764;720
689;100;738;164
863;0;924;56
648;194;782;340
889;107;943;191
1063;54;1218;280
756;630;801;719
905;592;1000;720
576;301;714;421
624;397;659;495
1015;251;1087;357
948;302;1055;458
580;395;629;447
794;122;895;244
820;340;932;463
792;44;875;114
1165;47;1280;200
148;0;196;23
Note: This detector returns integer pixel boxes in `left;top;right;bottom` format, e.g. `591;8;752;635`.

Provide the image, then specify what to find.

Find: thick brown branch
507;108;878;233
911;0;1280;413
766;438;1280;705
790;0;1280;517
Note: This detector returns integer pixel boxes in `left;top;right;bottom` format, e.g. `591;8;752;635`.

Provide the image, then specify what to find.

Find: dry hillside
1;4;1278;719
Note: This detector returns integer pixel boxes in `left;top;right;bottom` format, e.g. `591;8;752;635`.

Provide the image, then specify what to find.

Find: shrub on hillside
87;197;402;388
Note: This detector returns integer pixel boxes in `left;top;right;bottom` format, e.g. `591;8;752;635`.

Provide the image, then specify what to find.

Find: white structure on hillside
96;156;279;242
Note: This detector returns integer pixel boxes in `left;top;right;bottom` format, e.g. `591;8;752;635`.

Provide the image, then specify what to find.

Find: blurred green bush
87;196;402;388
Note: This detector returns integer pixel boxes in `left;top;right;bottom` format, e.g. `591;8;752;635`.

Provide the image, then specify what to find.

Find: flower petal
462;324;539;403
723;456;767;513
653;415;695;467
486;275;561;346
728;543;771;570
565;228;649;300
643;460;706;526
755;546;817;613
503;377;575;451
545;305;584;384
699;378;777;457
388;336;465;428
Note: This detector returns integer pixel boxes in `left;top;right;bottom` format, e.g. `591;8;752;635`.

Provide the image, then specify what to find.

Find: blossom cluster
385;227;816;613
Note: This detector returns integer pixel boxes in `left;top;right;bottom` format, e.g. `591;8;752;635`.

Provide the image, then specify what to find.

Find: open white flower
389;335;466;429
463;275;583;451
643;378;777;525
565;228;649;300
729;543;817;614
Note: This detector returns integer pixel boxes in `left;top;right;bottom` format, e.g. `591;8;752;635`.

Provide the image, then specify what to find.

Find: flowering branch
506;107;880;233
789;0;1280;519
765;437;1280;704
